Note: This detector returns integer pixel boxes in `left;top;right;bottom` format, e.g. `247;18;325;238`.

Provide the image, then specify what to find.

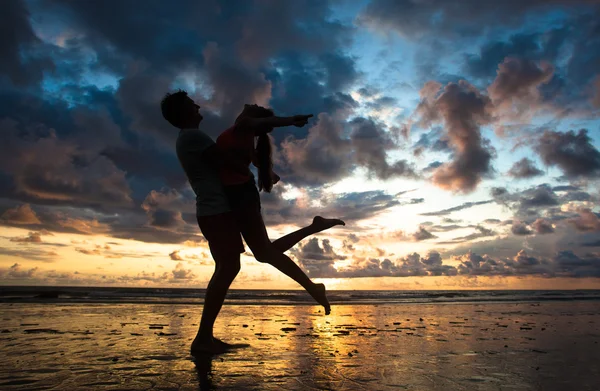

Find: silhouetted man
161;90;246;355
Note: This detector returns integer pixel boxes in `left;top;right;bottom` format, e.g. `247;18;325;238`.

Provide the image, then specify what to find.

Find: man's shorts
196;211;245;254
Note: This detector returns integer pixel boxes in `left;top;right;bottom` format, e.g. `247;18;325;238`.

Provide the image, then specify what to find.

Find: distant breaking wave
1;286;599;306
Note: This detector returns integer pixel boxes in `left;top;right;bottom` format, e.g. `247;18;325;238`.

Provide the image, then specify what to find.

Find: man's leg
191;213;242;355
271;216;345;253
193;249;240;344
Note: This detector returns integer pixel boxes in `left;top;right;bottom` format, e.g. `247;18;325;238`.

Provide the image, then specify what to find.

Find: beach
1;298;599;390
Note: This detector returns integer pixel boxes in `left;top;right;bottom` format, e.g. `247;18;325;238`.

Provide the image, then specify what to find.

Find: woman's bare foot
312;216;345;232
311;283;331;315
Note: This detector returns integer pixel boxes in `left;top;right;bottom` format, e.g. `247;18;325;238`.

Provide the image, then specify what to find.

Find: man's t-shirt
176;128;230;216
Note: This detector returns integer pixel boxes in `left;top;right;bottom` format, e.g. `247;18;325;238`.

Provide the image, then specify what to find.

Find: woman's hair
239;104;275;193
256;132;274;193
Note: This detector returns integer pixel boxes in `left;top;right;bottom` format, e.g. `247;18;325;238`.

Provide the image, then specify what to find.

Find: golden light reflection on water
2;302;600;390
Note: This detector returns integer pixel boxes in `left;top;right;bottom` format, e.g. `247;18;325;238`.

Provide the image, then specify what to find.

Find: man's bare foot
312;216;345;232
191;337;227;356
311;283;331;315
212;337;235;350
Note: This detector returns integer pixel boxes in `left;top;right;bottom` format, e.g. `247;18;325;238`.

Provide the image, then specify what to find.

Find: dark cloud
569;208;600;232
532;218;555;234
552;185;580;192
519;185;559;209
0;0;54;87
507;158;544;179
422;161;443;172
437;225;496;244
326;191;401;222
535;129;600;178
169;250;183;261
280;113;417;186
358;1;596;39
511;221;533;236
456;252;512;276
553;251;600;278
488;58;554;118
465;33;550;79
296;247;458;278
0;117;133;209
593;77;600;107
291;238;346;278
415;81;494;193
349;117;417;180
413;226;436;241
280;114;353;185
421;200;493;217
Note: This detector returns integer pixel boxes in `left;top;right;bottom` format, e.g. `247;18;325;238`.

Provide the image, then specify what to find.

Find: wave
1;286;599;305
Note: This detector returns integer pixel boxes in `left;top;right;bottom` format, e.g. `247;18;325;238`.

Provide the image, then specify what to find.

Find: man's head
161;90;203;129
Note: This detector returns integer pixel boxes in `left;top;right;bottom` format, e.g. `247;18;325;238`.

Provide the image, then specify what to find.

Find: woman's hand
293;114;313;127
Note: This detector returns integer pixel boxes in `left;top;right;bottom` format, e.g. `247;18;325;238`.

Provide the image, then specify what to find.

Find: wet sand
1;301;599;390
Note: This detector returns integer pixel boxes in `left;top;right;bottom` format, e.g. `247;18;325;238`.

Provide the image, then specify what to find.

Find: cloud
141;188;192;231
10;231;43;243
0;204;41;224
413;226;437;241
421;200;493;216
358;1;596;39
518;185;559;210
507;158;544;179
0;263;39;279
326;191;401;222
169;250;183;261
349;117;417;180
291;238;346;278
535;129;600;178
414;80;494;193
437;225;496;244
75;247;102;256
488;58;554;120
0;0;54;87
569;208;600;232
171;262;196;280
593;76;600;107
0;248;57;262
0;118;133;207
532;218;555;234
465;33;551;79
280;114;353;185
511;221;533;236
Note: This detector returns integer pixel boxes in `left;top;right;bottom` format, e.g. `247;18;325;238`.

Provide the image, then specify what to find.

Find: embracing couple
160;91;344;355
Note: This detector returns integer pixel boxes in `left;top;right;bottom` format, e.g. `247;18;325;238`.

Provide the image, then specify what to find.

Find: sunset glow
1;0;600;290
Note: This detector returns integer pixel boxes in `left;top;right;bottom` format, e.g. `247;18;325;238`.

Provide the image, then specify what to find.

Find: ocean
1;286;599;306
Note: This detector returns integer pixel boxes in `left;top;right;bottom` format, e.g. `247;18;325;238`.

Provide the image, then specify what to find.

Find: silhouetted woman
216;104;344;314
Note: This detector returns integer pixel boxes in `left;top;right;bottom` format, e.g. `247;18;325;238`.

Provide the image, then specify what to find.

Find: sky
1;0;600;290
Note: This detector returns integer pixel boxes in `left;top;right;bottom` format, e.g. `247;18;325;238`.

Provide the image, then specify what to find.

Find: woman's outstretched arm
239;114;313;130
